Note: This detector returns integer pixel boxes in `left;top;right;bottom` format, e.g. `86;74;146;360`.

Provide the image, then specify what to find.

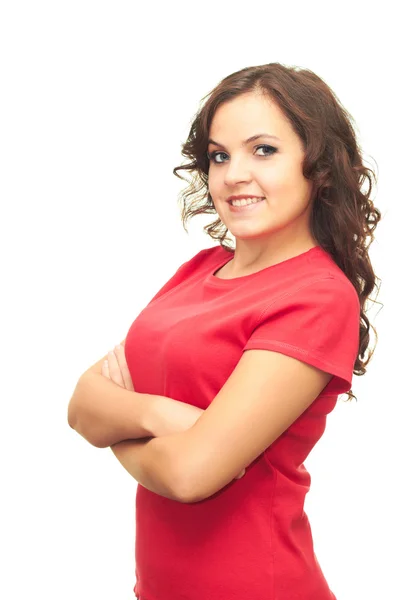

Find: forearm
68;372;155;447
110;432;189;502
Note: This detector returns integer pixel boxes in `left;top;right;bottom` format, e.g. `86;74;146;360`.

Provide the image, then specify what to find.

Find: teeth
230;197;265;207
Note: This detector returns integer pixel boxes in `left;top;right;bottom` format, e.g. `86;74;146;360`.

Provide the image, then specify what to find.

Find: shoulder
275;275;360;327
300;247;360;310
252;274;360;345
308;247;358;287
299;274;358;305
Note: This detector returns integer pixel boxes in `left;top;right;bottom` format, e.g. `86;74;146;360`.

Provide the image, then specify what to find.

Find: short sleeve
243;276;360;396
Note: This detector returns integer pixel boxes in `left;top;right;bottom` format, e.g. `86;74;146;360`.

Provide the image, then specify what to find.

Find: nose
223;157;252;187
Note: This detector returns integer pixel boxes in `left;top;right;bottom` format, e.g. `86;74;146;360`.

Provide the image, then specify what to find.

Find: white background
1;1;395;599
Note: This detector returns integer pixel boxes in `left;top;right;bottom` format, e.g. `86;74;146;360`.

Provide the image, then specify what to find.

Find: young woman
68;62;381;599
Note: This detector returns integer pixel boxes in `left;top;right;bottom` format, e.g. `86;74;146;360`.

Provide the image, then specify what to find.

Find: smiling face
207;91;316;250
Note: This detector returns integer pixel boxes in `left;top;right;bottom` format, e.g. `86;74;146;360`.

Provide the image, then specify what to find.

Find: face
207;92;315;246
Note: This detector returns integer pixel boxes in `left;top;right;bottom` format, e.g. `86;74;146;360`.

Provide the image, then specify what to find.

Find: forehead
208;92;292;141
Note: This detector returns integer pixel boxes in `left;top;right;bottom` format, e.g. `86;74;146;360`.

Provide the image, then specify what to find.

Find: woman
69;62;381;599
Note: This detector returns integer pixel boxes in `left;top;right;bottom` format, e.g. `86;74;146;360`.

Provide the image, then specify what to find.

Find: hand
102;344;134;391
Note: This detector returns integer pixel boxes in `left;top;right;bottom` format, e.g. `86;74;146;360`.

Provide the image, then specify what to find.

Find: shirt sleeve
243;276;361;396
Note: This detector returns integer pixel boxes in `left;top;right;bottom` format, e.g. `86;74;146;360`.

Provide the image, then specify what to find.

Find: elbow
69;415;105;448
172;462;203;504
146;435;197;504
67;377;84;430
174;452;208;503
67;400;77;429
175;481;199;504
175;460;231;503
171;436;210;503
67;398;105;449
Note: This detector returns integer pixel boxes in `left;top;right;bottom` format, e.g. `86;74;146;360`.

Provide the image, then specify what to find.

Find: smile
228;198;266;213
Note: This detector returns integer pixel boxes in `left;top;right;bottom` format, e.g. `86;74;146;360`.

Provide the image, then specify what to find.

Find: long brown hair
173;62;382;402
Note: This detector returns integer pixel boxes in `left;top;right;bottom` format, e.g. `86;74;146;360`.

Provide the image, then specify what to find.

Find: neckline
205;245;324;286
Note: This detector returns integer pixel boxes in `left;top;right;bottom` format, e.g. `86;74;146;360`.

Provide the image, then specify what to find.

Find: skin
207;91;318;277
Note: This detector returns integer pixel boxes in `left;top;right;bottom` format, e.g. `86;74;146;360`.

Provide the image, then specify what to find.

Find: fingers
102;359;110;378
235;468;246;480
107;350;125;387
113;344;135;391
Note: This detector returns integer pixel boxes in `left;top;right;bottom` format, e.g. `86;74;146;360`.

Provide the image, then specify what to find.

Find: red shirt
124;244;360;600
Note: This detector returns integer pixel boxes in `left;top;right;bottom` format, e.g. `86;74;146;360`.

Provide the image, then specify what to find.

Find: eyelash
207;144;277;164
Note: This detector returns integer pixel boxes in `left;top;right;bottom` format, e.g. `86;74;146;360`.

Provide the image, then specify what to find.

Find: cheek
265;169;309;200
208;176;223;201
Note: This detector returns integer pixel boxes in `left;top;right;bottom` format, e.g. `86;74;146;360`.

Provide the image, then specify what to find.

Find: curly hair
173;62;382;402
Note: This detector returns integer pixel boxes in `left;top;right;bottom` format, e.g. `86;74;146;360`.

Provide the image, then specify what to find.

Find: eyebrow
207;133;281;148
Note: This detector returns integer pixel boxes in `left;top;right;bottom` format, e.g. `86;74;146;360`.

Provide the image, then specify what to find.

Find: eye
207;144;277;164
